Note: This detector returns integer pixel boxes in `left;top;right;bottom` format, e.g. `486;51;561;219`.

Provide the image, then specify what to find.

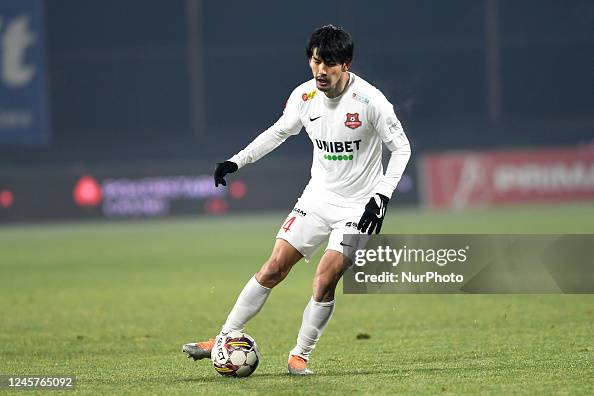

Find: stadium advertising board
0;161;418;223
0;167;252;222
422;147;594;209
0;0;50;145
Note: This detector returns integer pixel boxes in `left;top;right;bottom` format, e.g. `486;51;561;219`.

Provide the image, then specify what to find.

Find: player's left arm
358;97;411;234
372;102;411;199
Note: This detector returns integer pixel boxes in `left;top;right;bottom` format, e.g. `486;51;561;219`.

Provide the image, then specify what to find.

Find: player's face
309;49;350;98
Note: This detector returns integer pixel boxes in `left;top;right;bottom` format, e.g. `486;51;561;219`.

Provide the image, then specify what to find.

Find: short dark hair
306;24;353;65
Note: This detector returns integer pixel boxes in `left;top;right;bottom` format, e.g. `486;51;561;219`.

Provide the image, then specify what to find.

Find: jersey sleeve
228;88;303;169
370;94;412;199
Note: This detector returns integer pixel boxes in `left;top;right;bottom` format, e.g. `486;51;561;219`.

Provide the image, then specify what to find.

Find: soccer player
183;24;411;375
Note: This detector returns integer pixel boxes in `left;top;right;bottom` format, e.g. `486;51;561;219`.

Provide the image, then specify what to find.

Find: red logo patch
302;90;317;101
73;175;102;207
344;113;362;129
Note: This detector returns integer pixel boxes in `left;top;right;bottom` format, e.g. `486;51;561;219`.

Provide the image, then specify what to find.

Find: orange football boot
288;354;313;375
182;337;215;360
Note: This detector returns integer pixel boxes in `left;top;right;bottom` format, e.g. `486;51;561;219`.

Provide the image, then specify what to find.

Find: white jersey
229;72;411;205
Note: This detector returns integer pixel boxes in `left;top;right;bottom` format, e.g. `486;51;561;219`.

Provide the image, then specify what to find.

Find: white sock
290;297;335;360
221;275;271;333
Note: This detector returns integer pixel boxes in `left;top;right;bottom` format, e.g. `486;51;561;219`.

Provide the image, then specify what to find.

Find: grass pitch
1;203;593;395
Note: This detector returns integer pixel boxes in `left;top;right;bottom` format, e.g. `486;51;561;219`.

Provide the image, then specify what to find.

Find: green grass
1;203;593;395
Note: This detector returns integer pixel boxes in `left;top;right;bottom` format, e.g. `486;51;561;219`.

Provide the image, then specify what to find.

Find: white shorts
275;194;369;262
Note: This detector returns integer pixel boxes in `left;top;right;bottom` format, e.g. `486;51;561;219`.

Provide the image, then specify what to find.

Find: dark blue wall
3;0;593;164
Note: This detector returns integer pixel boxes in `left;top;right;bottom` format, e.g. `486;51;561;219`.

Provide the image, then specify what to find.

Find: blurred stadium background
1;2;593;393
0;0;593;221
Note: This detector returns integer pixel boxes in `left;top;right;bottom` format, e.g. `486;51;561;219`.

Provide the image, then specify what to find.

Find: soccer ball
211;331;260;377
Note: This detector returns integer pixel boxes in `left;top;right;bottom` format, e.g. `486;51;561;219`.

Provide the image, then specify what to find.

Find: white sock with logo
221;275;271;333
290;297;335;360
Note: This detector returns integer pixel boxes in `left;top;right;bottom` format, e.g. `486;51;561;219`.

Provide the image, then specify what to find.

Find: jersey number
282;216;296;233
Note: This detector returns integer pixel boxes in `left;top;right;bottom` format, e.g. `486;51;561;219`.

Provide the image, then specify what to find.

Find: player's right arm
213;88;303;186
231;88;304;169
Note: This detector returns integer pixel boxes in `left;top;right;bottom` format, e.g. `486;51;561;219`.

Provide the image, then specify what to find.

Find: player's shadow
180;365;500;383
180;368;416;382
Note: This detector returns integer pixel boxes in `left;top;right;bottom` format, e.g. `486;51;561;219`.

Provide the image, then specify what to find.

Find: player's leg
288;249;349;374
183;197;328;361
183;239;302;360
288;209;367;374
221;238;303;333
254;239;303;288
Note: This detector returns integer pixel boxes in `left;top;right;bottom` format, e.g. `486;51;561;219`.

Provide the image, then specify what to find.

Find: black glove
214;161;238;187
357;194;389;235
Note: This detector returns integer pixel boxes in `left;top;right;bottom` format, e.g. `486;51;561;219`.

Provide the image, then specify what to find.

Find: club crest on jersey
345;113;362;129
302;90;317;101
